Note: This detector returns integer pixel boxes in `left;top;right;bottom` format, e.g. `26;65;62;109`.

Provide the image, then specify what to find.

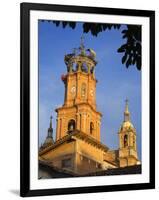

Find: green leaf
117;44;126;53
122;54;127;64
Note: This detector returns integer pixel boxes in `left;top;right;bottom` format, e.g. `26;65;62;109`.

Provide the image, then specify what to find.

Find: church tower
55;37;102;141
118;100;139;167
39;40;141;177
40;116;54;150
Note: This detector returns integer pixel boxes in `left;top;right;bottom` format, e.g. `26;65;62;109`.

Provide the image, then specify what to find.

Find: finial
80;35;84;48
80;35;85;55
47;115;53;139
125;98;128;104
124;99;130;121
125;99;129;113
73;48;77;55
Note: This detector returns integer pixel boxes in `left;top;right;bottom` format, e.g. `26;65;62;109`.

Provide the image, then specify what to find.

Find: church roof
39;130;109;156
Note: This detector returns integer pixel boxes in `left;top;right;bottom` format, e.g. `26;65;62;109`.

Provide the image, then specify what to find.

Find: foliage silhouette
40;20;141;70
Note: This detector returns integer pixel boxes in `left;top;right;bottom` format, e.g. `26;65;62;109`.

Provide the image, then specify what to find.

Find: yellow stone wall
64;72;97;108
40;141;76;170
39;50;141;175
118;128;138;167
40;137;117;175
55;71;102;142
56;105;101;141
103;150;117;163
119;156;138;167
76;138;104;161
75;140;103;175
74;138;116;175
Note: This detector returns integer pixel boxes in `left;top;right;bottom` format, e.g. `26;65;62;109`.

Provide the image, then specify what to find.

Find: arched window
68;119;76;132
124;134;128;147
133;136;136;149
90;122;94;134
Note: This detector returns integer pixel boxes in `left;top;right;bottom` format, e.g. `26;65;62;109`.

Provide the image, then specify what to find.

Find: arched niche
124;134;128;147
90;122;94;135
68;119;76;132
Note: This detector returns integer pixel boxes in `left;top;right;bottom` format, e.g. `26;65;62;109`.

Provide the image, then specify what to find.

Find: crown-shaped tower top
64;36;97;77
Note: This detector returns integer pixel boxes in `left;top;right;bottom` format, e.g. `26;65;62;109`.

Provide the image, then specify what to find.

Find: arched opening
72;63;77;72
90;122;94;134
124;134;128;147
133;136;136;149
68;119;76;132
90;66;94;74
81;62;88;73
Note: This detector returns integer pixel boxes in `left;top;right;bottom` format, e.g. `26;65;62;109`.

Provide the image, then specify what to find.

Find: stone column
69;63;73;73
77;62;82;72
92;67;95;78
80;114;82;131
59;118;62;139
76;113;80;130
75;73;80;104
119;135;123;148
82;113;87;133
88;64;91;74
87;114;90;134
55;118;58;141
61;117;66;138
56;118;61;141
134;135;137;151
97;121;101;141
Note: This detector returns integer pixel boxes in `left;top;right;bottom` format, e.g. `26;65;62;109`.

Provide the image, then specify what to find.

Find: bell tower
55;37;102;141
39;116;54;151
118;100;139;167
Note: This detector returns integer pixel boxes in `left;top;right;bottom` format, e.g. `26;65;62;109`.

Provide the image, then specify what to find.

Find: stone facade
118;100;139;167
39;39;140;177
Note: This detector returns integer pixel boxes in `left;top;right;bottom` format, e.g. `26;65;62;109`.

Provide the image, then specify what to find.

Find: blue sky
38;21;141;160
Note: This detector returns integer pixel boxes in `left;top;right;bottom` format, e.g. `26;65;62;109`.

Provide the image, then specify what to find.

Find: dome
120;121;134;131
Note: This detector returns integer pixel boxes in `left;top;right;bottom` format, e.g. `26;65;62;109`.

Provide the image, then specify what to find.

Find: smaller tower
40;116;54;150
118;100;139;167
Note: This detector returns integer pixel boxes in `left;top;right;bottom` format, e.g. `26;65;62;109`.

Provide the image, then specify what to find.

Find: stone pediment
39;130;109;156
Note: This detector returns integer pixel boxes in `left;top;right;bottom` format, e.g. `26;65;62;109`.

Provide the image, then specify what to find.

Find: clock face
71;86;76;94
90;89;94;97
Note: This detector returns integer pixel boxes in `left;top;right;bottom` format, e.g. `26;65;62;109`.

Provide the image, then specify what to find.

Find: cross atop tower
125;99;129;113
80;35;84;48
